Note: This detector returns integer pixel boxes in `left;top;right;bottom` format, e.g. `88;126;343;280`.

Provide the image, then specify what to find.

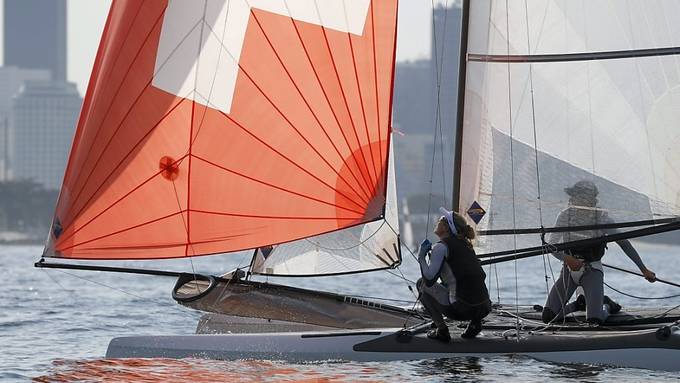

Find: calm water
2;243;680;382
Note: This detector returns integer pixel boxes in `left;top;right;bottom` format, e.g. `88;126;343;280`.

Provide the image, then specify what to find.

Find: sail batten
46;0;399;266
469;46;680;63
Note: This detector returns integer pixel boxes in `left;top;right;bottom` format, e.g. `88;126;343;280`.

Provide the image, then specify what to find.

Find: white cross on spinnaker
153;0;371;114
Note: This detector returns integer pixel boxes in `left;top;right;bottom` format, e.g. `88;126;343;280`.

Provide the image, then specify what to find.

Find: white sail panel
251;139;400;276
460;0;680;254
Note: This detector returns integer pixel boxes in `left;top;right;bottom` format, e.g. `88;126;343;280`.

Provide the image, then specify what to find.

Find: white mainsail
459;0;680;254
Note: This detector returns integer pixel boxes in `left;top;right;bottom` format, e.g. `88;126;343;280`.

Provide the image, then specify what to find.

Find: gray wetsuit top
418;242;457;305
549;206;645;270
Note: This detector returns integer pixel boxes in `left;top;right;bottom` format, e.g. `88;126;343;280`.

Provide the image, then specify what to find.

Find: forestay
458;0;680;255
44;0;399;265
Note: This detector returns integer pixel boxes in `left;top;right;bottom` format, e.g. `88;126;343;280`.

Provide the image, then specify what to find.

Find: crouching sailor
417;207;492;341
541;180;657;325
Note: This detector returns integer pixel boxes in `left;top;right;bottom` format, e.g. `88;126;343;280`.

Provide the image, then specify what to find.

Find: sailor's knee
542;307;556;324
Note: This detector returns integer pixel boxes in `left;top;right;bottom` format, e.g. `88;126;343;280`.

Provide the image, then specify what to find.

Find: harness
568;242;607;263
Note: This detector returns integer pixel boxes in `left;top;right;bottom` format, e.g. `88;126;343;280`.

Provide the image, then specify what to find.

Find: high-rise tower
4;0;67;81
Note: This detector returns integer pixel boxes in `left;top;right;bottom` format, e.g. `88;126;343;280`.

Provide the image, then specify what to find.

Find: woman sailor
542;180;657;324
417;208;492;341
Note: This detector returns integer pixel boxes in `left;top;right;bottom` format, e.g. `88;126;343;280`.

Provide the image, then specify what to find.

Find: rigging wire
657;303;680;318
399;1;453;329
521;0;551;297
41;268;189;314
503;0;521;340
170;179;200;295
424;0;450;237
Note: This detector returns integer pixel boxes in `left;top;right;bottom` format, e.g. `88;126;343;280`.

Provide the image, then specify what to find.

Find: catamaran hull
106;326;680;371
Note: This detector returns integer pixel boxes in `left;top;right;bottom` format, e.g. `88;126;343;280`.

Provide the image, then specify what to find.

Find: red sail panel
47;0;398;259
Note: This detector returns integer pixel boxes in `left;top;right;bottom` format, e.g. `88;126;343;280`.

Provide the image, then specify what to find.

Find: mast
451;0;470;213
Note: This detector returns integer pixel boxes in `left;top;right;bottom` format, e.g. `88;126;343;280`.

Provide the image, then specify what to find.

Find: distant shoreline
0;239;43;246
0;231;44;246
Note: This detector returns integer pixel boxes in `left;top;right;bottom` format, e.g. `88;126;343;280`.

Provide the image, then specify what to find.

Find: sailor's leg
543;265;578;323
417;279;447;328
460;300;492;339
581;268;607;324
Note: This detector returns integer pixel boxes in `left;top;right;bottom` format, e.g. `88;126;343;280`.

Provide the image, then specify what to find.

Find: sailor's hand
642;268;656;282
564;255;584;271
418;239;432;259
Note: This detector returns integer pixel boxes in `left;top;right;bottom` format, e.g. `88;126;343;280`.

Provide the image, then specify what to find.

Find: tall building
392;3;462;204
4;0;67;81
0;67;51;180
430;4;462;206
10;81;81;190
431;4;462;136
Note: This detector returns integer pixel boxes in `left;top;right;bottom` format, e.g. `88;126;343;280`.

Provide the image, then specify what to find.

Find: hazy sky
2;0;455;95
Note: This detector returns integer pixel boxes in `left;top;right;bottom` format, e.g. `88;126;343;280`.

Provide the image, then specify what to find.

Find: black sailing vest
441;236;490;306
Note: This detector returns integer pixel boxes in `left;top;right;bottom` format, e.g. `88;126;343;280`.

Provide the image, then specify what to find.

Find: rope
657;303;680;318
604;282;680;300
502;0;521;340
603;263;680;288
424;0;451;237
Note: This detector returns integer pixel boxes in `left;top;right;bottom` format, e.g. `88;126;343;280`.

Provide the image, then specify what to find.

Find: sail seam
212;105;373;215
278;0;375;201
370;2;383;188
199;17;372;206
67;9;174;215
56;154;191;246
190;209;361;221
183;1;212;258
64;10;195;226
243;10;373;204
59;210;188;252
193;154;366;216
302;219;388;251
60;217;385;259
58;95;190;243
342;0;380;186
313;1;378;197
64;2;146;188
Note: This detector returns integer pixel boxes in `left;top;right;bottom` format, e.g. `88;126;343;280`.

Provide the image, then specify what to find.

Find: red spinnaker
47;0;398;259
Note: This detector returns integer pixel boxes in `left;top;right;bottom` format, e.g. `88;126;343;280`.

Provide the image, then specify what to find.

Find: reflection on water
413;357;483;382
34;359;363;383
545;361;605;380
5;244;680;382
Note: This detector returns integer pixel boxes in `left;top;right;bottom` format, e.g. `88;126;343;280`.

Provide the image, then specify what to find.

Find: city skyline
0;0;457;95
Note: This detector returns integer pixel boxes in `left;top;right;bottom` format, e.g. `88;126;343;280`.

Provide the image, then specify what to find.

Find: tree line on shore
0;180;58;237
